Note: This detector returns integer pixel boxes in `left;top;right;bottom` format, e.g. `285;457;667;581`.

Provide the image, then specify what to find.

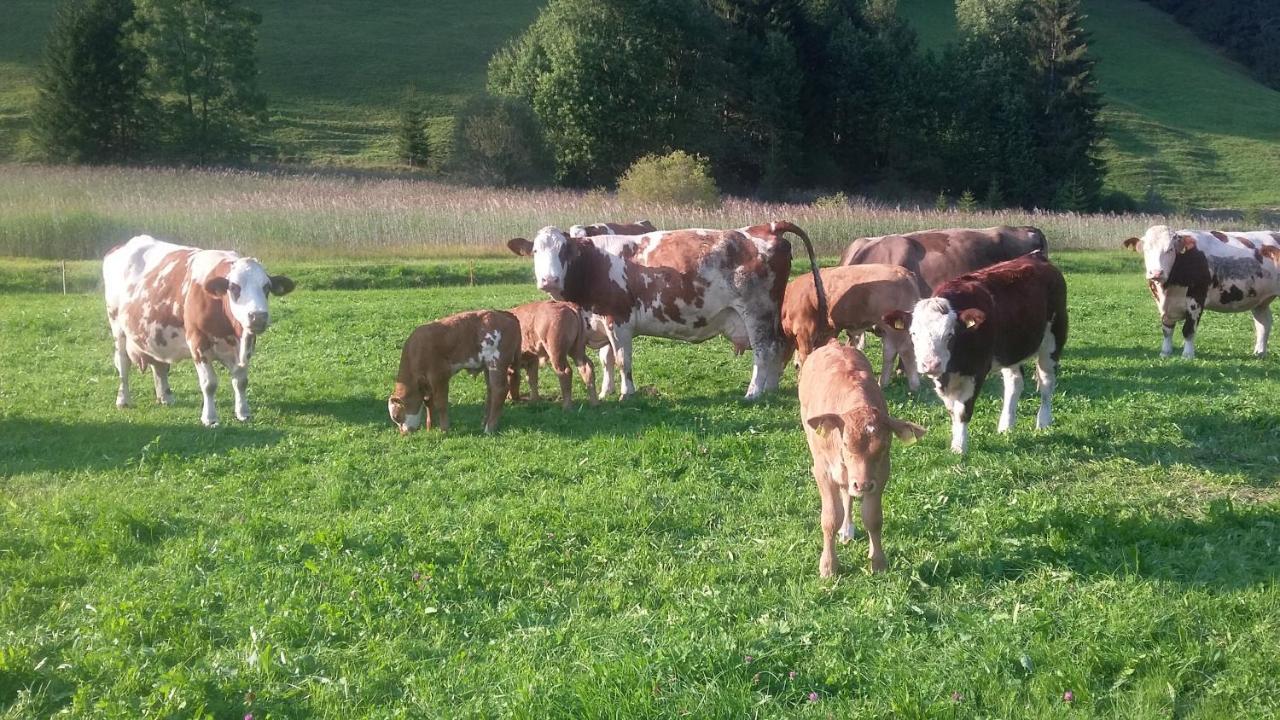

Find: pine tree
31;0;150;163
396;95;431;169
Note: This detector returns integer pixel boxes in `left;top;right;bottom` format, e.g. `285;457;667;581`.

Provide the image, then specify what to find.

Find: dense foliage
1141;0;1280;90
617;151;721;208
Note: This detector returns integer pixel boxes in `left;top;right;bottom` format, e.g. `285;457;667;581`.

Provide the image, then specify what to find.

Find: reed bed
0;163;1221;260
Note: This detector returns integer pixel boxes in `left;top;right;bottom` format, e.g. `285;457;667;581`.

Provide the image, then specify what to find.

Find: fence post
61;261;67;295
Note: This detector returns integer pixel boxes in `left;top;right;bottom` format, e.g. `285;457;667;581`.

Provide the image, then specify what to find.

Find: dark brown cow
799;342;925;575
568;219;657;238
103;234;295;427
507;222;827;399
840;226;1048;296
883;252;1067;454
782;264;921;389
508;300;598;409
388;310;521;434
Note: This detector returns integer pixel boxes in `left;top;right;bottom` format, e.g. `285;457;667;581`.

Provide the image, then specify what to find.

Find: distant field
0;164;1229;262
897;0;1280;209
2;252;1278;717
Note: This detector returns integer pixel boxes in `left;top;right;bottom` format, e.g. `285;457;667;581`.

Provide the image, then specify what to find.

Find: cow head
204;258;295;334
508;226;580;298
806;408;925;494
568;225;589;239
388;383;427;435
1123;225;1196;284
884;298;985;378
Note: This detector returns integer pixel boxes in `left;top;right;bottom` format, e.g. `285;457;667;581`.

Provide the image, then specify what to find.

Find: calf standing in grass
388;310;520;434
508;300;598;409
782;264;921;389
885;252;1067;454
800;342;925;575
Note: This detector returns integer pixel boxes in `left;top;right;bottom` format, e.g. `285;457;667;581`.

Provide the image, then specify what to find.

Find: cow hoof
236;414;251;422
203;421;220;429
116;399;131;409
157;395;174;406
838;528;855;544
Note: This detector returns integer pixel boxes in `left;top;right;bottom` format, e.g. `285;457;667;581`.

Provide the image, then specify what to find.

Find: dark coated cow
1123;225;1280;358
103;234;295;427
840;226;1048;296
884;252;1067;454
507;222;827;399
568;219;657;238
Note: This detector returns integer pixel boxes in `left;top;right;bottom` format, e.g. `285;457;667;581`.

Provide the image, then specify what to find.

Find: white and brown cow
782;264;921;390
568;219;657;238
1122;225;1280;358
799;341;925;575
507;222;827;400
884;252;1067;454
840;226;1048;296
103;235;295;427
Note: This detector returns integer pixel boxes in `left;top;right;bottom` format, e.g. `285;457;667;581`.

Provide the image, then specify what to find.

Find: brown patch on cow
560;239;635;323
912;232;952;254
1210;231;1230;243
1261;246;1280;265
1123;237;1141;250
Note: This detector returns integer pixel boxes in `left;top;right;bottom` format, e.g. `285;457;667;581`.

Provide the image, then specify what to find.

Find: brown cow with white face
800;342;925;576
840;226;1048;296
103;234;295;427
508;300;598;409
388;310;521;435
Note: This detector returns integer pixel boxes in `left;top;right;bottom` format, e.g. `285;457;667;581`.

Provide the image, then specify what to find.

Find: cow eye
229;282;241;300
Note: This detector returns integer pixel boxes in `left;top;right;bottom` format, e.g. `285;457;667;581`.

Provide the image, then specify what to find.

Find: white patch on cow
603;252;627;293
909;297;956;377
480;329;502;370
531;226;570;293
934;374;975;454
568;225;588;239
696;229;708;236
1035;322;1057;429
393;400;425;433
997;366;1023;433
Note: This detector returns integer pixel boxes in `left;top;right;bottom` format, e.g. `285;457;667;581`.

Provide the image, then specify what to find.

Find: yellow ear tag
814;424;829;438
964;317;978;329
892;319;905;330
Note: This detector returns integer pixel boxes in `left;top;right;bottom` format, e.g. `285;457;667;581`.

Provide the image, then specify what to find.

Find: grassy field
2;251;1279;718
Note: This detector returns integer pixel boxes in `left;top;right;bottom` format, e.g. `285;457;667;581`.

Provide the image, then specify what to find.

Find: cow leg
526;360;541;402
230;364;250;421
613;326;637;400
939;375;979;454
861;492;886;573
1160;323;1175;358
1251;302;1273;356
851;331;866;351
1181;313;1198;359
598;344;617;398
428;373;450;432
838;484;855;543
997;365;1023;433
879;336;895;389
743;314;780;399
506;362;522;403
815;470;841;578
152;362;174;405
483;365;508;434
194;359;219;427
899;336;921;392
1035;323;1060;429
549;351;575;410
113;332;132;408
574;346;599;406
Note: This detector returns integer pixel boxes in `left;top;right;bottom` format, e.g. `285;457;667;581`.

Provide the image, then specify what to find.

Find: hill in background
3;0;1279;210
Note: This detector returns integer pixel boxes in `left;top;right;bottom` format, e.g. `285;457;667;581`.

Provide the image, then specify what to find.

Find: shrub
448;94;554;186
958;189;978;213
813;191;849;210
617;151;720;209
934;191;951;212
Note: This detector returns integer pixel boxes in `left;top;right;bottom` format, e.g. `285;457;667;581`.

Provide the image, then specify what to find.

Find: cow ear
205;277;230;296
1176;234;1196;254
1260;246;1280;265
888;417;926;445
507;238;533;257
882;310;912;331
270;275;295;296
806;413;844;438
1122;237;1140;251
958;308;985;330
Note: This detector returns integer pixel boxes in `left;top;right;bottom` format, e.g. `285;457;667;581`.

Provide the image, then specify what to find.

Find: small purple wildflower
951;691;964;703
244;714;253;720
1063;690;1075;703
412;571;421;582
808;691;819;703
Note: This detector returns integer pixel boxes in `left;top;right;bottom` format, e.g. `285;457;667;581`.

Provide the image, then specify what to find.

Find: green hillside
898;0;1280;209
3;0;1279;209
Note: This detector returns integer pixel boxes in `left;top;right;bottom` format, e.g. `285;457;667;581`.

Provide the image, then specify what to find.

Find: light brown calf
508;300;598;409
782;264;921;390
799;342;925;576
388;310;521;434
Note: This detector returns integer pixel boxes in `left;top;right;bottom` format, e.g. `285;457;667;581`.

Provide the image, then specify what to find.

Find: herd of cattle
102;220;1280;575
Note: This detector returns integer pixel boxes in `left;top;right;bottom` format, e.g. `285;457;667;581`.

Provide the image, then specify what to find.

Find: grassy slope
900;0;1280;210
2;253;1279;717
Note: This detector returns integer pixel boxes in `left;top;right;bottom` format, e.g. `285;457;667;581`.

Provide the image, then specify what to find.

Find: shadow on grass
0;416;284;476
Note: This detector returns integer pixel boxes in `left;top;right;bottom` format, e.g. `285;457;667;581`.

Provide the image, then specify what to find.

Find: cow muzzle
1146;270;1163;282
537;277;562;293
248;311;269;333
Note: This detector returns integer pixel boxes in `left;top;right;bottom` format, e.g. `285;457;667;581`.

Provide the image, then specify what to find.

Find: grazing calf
782;264;921;389
388;310;520;434
568;219;657;238
799;342;925;575
884;253;1067;454
1122;225;1280;358
841;225;1048;296
103;234;295;427
508;300;598;409
508;223;826;399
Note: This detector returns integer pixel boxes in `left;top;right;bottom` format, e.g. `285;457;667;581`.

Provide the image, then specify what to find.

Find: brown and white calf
1122;225;1280;358
508;300;598;409
800;342;925;576
568;219;657;238
507;222;826;399
388;310;521;434
884;252;1067;454
782;264;921;389
841;225;1048;296
103;234;295;427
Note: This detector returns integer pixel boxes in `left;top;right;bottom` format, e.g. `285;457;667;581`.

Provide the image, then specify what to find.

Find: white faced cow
1123;225;1280;358
103;235;295;427
507;222;827;400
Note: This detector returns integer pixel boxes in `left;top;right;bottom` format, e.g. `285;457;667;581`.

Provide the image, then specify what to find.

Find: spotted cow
884;252;1067;454
568;219;657;238
507;222;828;400
1122;225;1280;358
103;235;295;427
840;226;1048;296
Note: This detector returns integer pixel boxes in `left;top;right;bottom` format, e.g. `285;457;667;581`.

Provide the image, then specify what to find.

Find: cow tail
772;221;829;335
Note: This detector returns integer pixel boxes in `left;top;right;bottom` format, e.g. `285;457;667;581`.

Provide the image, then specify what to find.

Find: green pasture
2;251;1278;718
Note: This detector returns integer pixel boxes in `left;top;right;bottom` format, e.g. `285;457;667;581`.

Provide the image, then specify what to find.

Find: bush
813;191;849;210
448;94;553;186
617;151;720;209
